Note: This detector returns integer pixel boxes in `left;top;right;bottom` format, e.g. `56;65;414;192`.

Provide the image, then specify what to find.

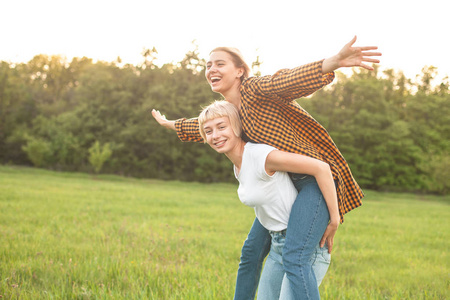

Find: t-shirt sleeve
250;144;278;180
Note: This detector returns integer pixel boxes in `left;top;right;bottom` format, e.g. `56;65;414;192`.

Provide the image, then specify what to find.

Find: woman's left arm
246;36;381;103
246;61;334;102
266;150;340;253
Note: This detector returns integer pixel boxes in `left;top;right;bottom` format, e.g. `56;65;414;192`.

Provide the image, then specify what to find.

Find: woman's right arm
151;109;204;143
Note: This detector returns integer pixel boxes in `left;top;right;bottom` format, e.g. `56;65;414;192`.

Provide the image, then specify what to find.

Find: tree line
0;46;448;194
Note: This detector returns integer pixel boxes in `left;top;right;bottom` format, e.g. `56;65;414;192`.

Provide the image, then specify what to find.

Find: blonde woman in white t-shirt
197;100;339;299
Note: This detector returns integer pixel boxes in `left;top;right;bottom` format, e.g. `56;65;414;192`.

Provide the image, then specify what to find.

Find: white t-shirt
234;143;298;231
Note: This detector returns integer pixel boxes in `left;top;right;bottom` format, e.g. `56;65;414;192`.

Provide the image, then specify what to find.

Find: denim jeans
281;174;330;299
233;175;330;300
234;218;271;300
256;230;330;300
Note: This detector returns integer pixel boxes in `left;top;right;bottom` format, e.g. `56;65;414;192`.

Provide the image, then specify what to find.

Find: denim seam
300;196;322;299
287;176;327;299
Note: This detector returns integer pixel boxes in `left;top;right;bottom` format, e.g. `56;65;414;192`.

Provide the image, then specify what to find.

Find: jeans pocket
321;248;331;263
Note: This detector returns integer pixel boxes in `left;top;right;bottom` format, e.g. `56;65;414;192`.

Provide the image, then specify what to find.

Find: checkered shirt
175;60;363;222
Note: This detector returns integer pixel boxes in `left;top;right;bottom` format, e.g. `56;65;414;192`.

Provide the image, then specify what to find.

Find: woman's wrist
329;217;340;227
165;120;176;131
322;55;339;74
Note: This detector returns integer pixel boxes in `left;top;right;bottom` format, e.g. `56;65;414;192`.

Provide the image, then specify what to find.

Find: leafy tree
21;136;53;167
1;49;448;193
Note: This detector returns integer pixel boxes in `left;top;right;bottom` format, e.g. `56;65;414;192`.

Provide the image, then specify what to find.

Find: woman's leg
234;217;271;300
257;231;285;300
310;243;331;286
259;235;331;300
281;175;330;299
280;243;331;298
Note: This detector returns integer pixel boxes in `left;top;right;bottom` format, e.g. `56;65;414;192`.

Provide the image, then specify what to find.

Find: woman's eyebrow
207;59;226;64
204;120;225;129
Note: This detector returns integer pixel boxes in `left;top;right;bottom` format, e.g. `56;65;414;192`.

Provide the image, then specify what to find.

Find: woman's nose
209;65;217;73
212;129;220;139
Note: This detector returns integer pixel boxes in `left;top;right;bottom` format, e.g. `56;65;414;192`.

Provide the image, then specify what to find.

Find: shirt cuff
319;59;335;86
175;118;187;141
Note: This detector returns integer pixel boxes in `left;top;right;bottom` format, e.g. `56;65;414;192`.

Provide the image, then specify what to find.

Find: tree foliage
88;141;112;174
0;48;448;194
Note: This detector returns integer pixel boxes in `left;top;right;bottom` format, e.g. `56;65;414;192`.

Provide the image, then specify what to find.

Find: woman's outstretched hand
322;36;382;73
151;109;176;131
319;220;339;254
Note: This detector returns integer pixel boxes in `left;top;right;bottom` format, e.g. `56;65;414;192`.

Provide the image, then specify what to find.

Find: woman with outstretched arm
152;36;381;299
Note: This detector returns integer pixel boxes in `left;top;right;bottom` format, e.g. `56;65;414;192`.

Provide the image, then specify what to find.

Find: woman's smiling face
202;116;240;154
205;51;243;94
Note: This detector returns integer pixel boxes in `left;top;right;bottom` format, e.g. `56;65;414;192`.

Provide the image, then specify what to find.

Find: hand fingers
151;109;166;123
362;57;381;64
320;235;326;248
361;51;382;57
359;63;374;71
357;46;379;51
152;109;163;118
347;35;357;47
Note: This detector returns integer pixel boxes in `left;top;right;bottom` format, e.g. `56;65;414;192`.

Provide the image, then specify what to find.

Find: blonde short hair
198;100;242;142
210;47;251;81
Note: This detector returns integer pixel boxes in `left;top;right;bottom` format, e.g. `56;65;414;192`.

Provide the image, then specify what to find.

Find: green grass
0;165;448;299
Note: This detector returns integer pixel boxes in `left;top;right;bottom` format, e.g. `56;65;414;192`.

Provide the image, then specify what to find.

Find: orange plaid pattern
175;60;363;222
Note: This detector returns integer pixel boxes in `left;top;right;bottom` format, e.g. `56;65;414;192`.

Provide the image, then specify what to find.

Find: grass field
0;165;448;299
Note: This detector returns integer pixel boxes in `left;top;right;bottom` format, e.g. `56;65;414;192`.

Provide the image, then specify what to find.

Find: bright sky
1;0;449;81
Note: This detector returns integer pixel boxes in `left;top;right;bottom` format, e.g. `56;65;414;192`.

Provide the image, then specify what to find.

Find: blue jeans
281;174;330;299
234;218;271;300
233;175;330;300
256;230;330;300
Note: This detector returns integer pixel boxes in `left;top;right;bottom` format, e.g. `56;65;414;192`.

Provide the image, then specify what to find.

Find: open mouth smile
214;140;226;148
211;77;221;84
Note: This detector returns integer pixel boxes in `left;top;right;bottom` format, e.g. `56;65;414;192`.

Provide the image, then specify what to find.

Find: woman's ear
236;67;244;79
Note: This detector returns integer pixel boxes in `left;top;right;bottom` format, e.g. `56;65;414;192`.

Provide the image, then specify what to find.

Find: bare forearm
266;151;340;224
315;164;340;225
163;120;176;131
322;55;340;74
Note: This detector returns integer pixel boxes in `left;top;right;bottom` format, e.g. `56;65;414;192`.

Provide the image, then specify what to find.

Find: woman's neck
221;83;241;108
225;140;246;171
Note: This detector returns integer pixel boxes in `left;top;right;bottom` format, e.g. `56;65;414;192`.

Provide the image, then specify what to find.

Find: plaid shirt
175;60;363;222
